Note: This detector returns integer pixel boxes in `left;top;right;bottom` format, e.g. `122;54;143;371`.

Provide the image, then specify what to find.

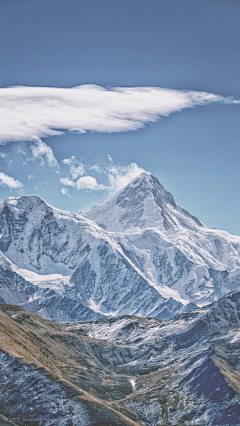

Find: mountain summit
81;172;203;232
1;172;240;322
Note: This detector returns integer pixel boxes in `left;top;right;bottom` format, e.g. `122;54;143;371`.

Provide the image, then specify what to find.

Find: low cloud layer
0;85;239;144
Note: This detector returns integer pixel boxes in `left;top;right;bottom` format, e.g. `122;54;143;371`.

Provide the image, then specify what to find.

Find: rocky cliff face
1;173;240;321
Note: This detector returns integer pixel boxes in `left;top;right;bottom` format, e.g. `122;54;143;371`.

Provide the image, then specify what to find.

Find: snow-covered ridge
1;172;240;321
81;172;204;232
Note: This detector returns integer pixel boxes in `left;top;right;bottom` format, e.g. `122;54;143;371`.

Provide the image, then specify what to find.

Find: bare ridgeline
0;173;240;425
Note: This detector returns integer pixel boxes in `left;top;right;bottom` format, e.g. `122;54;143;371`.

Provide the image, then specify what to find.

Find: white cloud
31;138;58;168
28;174;34;180
107;163;145;192
62;156;84;179
0;172;23;189
0;152;7;159
90;164;107;174
0;85;239;144
61;188;70;196
61;156;97;191
76;175;106;191
76;175;98;190
59;155;146;195
59;177;75;187
60;173;106;192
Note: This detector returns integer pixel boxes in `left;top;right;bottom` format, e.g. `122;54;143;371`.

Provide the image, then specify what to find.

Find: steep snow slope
81;172;204;232
83;172;240;306
0;250;105;322
0;195;190;321
1;173;240;320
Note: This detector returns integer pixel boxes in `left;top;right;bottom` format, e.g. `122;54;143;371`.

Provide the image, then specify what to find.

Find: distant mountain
1;172;240;321
0;290;240;425
81;172;204;232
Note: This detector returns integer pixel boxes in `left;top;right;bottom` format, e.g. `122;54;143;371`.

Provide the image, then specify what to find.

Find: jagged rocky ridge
0;290;240;425
1;172;240;321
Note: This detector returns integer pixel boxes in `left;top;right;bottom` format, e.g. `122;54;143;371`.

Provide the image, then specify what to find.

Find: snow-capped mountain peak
81;171;203;232
1;172;240;323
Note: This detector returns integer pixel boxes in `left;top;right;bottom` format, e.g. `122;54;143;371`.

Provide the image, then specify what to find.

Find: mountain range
0;289;240;425
1;172;240;322
1;171;240;425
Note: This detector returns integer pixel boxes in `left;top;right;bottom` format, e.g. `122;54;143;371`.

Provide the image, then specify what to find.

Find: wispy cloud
59;177;75;187
16;139;59;171
107;154;113;163
61;187;70;197
90;164;107;174
60;155;146;195
0;172;23;189
0;152;7;159
107;163;145;192
31;138;58;168
0;85;239;144
62;156;84;179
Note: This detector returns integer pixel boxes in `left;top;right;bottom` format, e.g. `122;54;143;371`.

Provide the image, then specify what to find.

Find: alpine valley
1;172;240;426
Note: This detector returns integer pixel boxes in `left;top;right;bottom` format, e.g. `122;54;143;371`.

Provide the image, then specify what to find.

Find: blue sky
0;0;240;234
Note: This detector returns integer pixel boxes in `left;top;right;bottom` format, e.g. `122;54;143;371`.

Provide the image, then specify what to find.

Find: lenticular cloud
0;84;238;143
